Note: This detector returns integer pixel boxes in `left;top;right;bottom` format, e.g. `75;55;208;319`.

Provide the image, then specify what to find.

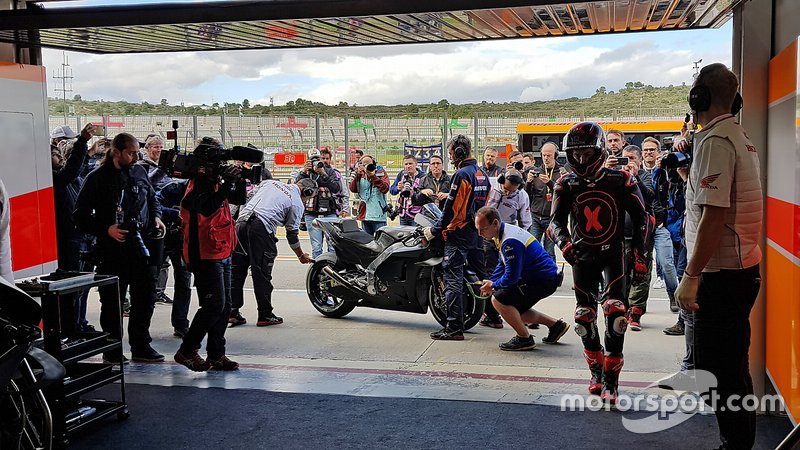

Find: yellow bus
516;119;684;161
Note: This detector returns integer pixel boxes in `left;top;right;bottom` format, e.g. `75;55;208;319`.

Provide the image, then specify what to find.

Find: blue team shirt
489;223;558;290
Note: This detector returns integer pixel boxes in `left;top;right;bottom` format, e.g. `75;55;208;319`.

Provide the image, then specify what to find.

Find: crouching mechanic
475;207;568;351
548;122;653;403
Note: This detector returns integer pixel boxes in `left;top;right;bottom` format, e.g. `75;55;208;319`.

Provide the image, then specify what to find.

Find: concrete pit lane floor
69;239;792;449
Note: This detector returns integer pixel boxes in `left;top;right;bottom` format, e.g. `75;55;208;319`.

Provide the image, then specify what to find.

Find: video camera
158;137;265;182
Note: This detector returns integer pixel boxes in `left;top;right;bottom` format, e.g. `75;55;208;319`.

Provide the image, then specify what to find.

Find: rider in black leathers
547;122;654;403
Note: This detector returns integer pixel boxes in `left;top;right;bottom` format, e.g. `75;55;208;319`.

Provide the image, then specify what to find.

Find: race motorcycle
305;204;486;330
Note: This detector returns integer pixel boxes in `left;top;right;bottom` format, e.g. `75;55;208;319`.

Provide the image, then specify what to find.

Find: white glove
422;227;435;241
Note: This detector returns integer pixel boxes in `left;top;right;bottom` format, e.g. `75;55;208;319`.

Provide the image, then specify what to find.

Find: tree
73;94;82;101
437;99;449;108
160;98;168;106
242;99;250;109
595;86;607;95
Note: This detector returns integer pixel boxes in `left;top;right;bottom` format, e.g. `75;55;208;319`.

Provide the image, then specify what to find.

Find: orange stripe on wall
766;196;800;258
768;39;797;104
766;245;800;422
8;188;58;271
0;63;45;83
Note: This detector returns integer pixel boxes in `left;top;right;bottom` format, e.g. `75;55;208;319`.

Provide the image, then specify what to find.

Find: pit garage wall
766;38;800;423
0;63;58;278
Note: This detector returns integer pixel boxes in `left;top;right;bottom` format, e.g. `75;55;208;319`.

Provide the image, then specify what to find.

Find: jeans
180;258;232;360
694;265;760;450
680;310;694;371
96;252;158;352
305;213;335;259
673;240;687;279
362;220;386;236
528;216;555;261
653;227;679;298
162;249;192;331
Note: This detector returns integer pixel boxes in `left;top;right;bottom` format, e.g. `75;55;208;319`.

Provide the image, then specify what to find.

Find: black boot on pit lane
131;346;165;363
229;310;247;327
499;335;536;351
430;327;464;341
175;350;211;372
541;319;570;344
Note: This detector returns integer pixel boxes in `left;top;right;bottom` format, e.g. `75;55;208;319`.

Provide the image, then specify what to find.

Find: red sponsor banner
274;153;306;166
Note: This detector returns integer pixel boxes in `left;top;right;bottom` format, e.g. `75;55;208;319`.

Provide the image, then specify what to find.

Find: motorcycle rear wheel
306;259;357;318
423;274;485;331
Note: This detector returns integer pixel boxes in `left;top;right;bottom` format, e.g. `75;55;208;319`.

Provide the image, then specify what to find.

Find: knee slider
602;299;628;335
574;306;597;338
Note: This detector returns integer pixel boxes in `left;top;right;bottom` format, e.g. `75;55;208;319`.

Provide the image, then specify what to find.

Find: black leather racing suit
547;168;652;355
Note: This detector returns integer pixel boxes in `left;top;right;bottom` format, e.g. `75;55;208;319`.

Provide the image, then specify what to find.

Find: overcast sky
41;1;732;107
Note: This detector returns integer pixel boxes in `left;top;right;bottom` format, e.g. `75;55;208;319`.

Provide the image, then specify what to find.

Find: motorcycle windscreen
415;203;443;228
0;276;42;326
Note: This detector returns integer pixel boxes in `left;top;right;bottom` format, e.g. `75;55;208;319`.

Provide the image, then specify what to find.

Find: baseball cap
50;125;78;140
308;147;321;159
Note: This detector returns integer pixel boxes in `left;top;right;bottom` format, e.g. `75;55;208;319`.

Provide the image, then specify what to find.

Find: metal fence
51;107;684;178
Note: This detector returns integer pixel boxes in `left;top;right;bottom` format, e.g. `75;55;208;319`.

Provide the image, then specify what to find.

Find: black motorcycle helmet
563;122;607;179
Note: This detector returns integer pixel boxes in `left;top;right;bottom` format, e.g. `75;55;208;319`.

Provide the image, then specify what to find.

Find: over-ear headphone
451;135;470;160
541;141;560;159
689;85;743;115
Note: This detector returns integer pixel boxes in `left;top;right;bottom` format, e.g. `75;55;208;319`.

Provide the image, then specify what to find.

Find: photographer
525;142;564;262
231;179;315;328
349;155;390;235
506;151;524;172
53;123;95;334
389;155;424;226
422;135;489;341
174;140;248;372
74;132;166;363
296;148;341;258
138;135;172;191
414;155;451;209
674;63;762;449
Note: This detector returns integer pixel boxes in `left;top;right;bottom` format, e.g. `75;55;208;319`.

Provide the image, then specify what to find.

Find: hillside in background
49;82;690;117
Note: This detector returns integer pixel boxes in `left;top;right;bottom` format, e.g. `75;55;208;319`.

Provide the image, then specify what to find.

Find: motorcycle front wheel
306;259;357;318
423;271;485;331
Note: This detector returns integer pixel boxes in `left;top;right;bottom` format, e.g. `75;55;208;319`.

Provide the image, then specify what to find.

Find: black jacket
53;137;89;243
73;162;161;259
295;165;341;216
525;163;562;219
413;171;452;210
624;168;655;239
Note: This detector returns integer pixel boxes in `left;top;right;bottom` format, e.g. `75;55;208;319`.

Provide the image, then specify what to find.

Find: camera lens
367;163;376;172
316;161;325;169
514;161;524;171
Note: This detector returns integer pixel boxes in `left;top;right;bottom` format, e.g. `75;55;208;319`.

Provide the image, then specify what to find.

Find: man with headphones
422;135;490;340
525;142;564;262
227;179;315;332
675;63;761;450
479;169;532;328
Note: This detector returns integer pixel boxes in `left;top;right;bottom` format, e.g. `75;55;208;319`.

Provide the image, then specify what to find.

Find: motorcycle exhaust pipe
322;266;371;297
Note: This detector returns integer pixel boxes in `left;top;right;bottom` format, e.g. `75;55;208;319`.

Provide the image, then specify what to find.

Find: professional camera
399;174;414;198
513;161;524;171
158;137;264;181
120;219;150;260
660;140;692;169
309;155;326;171
366;163;377;173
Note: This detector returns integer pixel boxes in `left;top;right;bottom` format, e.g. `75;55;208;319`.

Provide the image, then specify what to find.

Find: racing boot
583;349;605;395
601;354;624;404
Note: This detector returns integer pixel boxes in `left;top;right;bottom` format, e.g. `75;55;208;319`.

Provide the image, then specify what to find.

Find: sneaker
628;307;643;332
207;355;239;371
102;353;129;365
655;371;695;391
663;322;685;336
173;327;188;338
229;311;247;327
430;327;464;341
256;315;283;327
131;347;165;363
478;314;503;329
653;277;665;289
542;320;570;344
669;295;680;313
499;335;536;351
175;350;211;372
526;323;540;330
156;292;173;304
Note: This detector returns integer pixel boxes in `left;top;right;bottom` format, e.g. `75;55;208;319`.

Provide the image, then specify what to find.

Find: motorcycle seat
340;229;376;245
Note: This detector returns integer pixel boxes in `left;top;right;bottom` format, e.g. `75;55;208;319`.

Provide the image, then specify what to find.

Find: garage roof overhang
2;0;744;54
